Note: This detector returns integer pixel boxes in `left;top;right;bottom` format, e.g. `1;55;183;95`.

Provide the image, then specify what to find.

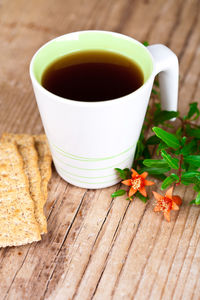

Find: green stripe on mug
51;143;135;161
53;154;132;171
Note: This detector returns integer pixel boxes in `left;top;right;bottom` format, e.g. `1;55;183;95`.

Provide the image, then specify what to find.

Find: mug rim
30;30;155;107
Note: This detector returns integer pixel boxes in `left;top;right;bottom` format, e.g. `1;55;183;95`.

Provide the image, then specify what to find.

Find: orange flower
153;187;182;222
122;168;155;198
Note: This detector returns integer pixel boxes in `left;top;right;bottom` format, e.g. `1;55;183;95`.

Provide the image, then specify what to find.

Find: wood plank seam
84;0;112;28
95;0;114;29
177;2;200;63
0;248;7;266
179;37;200;88
1;21;61;35
110;200;151;297
191;66;200;100
63;185;120;282
146;204;182;299
145;0;183;44
65;194;116;299
62;191;105;272
90;219;123;299
167;0;194;47
3;245;32;300
154;199;191;299
46;184;70;225
133;218;163;297
73;202;123;300
114;0;137;33
7;94;34;132
91;203;131;299
46;179;68;221
190;232;200;299
145;188;191;299
181;47;200;100
171;204;200;299
47;187;119;299
42;190;88;298
148;190;191;299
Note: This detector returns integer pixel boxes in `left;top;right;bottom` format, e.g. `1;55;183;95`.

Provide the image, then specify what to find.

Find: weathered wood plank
44;186;119;299
173;211;200;300
92;197;155;300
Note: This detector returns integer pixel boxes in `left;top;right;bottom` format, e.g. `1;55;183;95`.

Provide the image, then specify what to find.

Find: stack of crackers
0;134;52;247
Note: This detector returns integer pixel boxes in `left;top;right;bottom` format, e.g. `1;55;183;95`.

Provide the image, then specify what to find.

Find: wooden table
0;0;200;299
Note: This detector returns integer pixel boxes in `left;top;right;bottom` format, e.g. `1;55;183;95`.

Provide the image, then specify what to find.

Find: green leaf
124;168;132;179
181;171;200;179
181;172;200;185
188;165;200;171
194;184;200;192
181;140;197;156
181;180;191;186
153;103;161;117
176;128;182;139
139;166;170;175
195;192;200;205
161;173;179;190
111;189;126;198
115;168;126;179
146;135;160;145
143;146;151;159
152;174;167;180
134;132;145;161
115;168;131;180
184;102;200;120
153;127;181;149
183;155;200;167
143;159;169;168
181;136;187;146
143;41;149;46
190;199;196;204
186;127;200;139
157;141;169;155
154;111;179;125
161;150;179;169
181;160;188;170
154;80;159;87
135;191;148;203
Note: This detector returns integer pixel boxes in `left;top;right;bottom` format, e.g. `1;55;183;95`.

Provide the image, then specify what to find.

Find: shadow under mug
30;30;179;189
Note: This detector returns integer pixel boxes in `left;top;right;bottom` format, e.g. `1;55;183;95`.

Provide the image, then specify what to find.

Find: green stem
178;154;183;183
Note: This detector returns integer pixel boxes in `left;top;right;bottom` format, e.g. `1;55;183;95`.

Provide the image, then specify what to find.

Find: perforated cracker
34;135;52;203
0;142;41;247
1;133;47;234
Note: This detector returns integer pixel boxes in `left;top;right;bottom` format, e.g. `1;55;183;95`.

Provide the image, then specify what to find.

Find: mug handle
147;44;179;112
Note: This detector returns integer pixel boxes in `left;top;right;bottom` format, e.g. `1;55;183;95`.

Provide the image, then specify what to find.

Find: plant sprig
112;86;200;206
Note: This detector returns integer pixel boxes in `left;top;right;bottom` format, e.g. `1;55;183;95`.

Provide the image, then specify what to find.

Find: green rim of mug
32;31;153;85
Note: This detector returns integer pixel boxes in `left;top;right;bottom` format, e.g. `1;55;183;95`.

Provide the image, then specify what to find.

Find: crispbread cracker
0;142;41;247
1;133;47;234
34;135;52;203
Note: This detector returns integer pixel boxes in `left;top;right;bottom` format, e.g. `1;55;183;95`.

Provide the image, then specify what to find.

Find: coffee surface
41;50;144;101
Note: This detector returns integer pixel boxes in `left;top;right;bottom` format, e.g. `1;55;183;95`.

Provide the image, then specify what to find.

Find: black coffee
41;50;144;101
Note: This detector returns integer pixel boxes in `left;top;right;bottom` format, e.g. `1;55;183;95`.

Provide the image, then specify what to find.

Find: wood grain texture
0;0;200;299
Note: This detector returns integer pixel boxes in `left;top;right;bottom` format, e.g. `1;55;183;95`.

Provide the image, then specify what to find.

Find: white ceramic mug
30;30;178;189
